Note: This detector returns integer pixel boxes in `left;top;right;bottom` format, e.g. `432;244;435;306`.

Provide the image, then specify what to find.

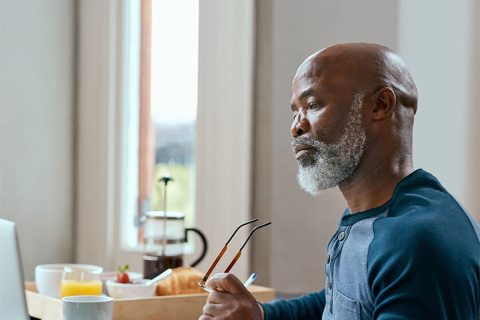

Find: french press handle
184;228;208;267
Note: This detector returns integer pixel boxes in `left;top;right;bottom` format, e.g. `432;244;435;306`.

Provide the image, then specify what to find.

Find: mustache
291;136;324;149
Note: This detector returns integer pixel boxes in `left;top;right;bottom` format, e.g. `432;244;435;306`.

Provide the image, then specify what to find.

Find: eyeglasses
197;218;271;288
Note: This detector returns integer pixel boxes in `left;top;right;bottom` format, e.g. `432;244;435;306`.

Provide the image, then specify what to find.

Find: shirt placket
324;225;350;314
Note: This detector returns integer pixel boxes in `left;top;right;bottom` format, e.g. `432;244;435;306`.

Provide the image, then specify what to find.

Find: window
76;0;254;279
137;0;199;245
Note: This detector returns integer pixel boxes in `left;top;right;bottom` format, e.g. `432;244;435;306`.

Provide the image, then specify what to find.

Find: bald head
296;43;418;113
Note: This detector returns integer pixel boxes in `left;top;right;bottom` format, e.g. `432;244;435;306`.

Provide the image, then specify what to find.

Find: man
199;43;480;319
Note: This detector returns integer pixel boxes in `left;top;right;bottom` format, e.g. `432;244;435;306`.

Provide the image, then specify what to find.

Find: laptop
0;218;31;320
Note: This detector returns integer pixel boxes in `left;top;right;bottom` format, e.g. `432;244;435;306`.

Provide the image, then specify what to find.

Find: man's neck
338;155;414;214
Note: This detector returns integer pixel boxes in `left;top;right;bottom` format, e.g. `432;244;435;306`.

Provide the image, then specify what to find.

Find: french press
142;177;208;279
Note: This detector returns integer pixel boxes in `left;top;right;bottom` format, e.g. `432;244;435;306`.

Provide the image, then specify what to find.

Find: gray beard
292;94;366;196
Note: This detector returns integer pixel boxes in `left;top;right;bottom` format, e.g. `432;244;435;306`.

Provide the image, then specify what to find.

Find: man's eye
309;103;322;110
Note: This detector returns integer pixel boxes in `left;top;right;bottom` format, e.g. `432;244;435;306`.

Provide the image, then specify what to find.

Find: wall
398;0;480;218
0;0;75;279
253;0;479;295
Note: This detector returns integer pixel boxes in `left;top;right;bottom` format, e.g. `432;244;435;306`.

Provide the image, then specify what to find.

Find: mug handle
185;228;208;267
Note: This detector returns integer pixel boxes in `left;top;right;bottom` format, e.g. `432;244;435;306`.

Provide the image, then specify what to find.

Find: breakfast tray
25;282;275;320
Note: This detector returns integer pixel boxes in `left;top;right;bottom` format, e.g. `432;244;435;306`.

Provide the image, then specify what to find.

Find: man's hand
199;273;264;320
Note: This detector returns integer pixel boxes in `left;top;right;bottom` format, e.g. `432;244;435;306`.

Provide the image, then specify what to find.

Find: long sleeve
260;290;325;320
368;214;480;320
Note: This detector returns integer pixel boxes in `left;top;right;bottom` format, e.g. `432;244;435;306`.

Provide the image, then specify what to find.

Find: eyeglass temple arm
200;245;227;285
225;218;259;245
224;222;271;273
199;218;259;284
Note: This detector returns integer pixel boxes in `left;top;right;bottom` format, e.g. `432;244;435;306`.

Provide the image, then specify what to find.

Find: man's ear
371;87;396;120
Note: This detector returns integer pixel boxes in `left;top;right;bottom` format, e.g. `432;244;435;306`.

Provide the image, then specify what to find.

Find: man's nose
291;112;309;138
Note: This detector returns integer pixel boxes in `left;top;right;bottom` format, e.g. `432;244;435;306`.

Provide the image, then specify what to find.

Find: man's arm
261;290;325;320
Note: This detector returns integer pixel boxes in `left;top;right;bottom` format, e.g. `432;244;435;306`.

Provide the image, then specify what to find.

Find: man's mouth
294;144;314;159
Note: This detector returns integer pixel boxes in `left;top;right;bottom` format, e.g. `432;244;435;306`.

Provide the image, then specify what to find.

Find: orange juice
60;280;103;298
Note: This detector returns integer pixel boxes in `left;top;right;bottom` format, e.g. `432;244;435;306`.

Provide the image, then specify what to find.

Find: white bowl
106;279;157;299
35;264;103;298
100;271;143;295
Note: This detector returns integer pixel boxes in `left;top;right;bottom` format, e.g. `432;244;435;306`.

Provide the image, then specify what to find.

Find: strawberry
117;264;130;284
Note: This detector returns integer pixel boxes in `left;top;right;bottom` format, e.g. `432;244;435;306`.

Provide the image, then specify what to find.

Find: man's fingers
198;315;213;320
206;290;225;304
205;273;246;294
201;274;262;319
202;303;224;316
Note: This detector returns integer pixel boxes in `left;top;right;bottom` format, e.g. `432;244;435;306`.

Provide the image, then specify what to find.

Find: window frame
76;0;255;279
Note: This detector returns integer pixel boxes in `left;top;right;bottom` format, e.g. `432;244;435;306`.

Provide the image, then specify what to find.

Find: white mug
63;296;113;320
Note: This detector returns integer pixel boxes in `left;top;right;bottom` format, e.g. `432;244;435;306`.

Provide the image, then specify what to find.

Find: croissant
156;267;206;295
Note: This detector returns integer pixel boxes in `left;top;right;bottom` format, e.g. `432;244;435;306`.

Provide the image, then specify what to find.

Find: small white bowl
100;271;143;295
106;279;157;299
35;264;103;298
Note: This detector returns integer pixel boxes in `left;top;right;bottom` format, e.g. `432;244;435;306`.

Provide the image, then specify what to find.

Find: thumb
205;273;247;294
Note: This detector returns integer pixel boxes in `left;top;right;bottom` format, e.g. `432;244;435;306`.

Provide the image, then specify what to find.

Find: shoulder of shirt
367;174;477;260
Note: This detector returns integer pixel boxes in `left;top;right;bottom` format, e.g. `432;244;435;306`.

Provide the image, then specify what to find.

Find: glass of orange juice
60;265;103;298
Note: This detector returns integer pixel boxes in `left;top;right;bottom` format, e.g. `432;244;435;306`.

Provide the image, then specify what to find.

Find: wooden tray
25;282;275;320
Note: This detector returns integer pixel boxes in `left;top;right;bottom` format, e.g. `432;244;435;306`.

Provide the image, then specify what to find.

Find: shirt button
337;231;345;241
328;280;333;289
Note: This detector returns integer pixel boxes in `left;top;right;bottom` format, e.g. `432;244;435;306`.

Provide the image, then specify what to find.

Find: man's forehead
293;43;385;91
292;66;347;98
293;51;354;90
294;56;325;83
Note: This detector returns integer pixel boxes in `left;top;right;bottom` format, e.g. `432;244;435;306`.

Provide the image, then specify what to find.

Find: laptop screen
0;218;30;320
